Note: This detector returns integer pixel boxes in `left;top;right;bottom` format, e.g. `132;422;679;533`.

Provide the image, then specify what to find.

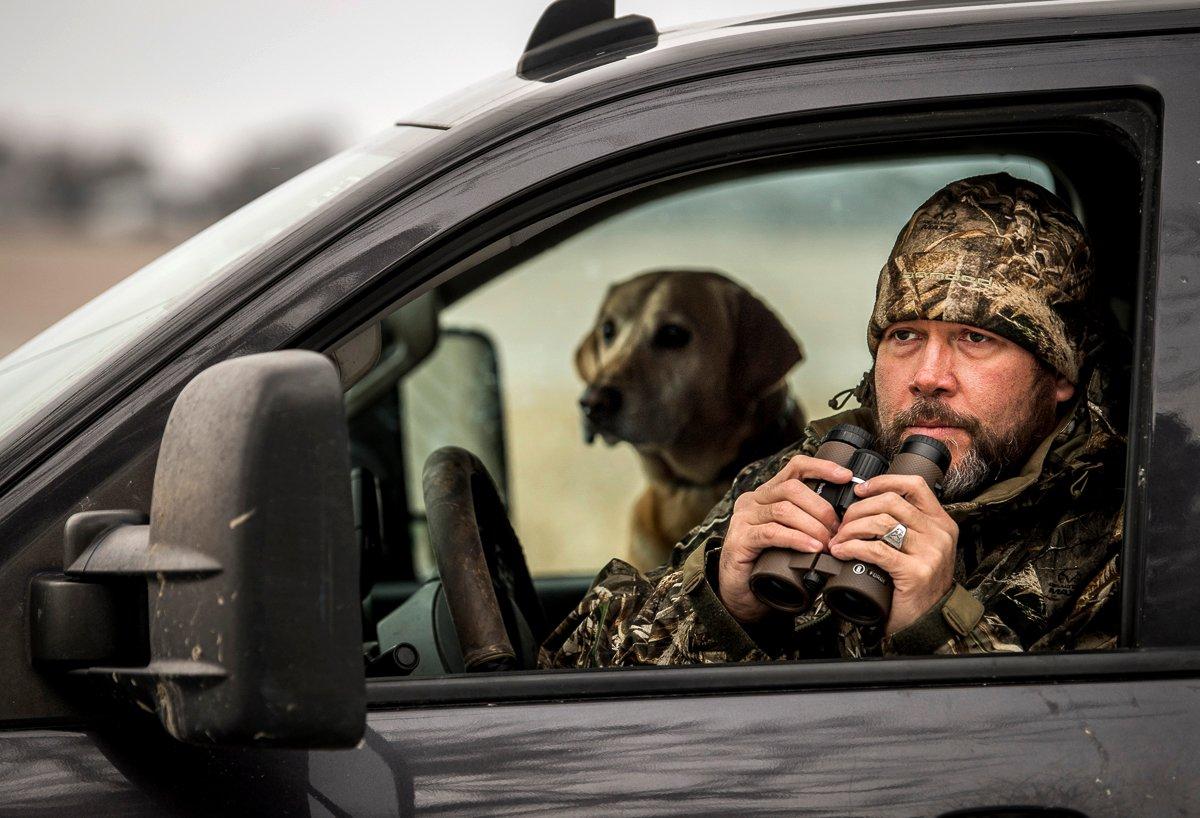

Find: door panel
364;678;1194;815
1;678;1194;814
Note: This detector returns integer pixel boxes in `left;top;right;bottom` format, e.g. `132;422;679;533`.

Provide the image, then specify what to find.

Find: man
539;173;1126;667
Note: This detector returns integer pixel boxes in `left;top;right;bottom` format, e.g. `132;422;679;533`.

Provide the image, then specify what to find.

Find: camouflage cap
867;173;1094;382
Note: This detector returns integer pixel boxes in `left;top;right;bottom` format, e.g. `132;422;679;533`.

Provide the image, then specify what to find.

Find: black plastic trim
518;0;658;81
1120;105;1163;651
392;122;451;131
366;647;1200;709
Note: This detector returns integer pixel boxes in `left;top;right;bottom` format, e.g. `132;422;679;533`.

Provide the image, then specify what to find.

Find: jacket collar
807;379;1108;515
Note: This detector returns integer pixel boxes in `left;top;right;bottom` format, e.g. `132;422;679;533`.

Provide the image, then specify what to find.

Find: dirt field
0;228;178;357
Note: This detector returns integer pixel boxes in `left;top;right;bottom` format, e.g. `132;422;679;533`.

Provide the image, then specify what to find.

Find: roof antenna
518;0;658;81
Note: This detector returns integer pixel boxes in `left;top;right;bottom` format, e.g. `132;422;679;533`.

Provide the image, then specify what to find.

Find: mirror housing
31;350;364;748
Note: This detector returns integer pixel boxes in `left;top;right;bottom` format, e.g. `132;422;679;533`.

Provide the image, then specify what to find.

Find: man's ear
1054;374;1075;404
731;285;804;401
574;328;599;382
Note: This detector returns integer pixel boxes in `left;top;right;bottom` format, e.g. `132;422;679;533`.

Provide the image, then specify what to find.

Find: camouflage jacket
539;371;1125;667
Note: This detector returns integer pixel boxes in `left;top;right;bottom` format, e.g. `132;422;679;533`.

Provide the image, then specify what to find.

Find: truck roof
403;0;1200;129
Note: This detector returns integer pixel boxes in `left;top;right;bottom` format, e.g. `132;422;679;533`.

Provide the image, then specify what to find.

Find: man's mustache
888;399;982;440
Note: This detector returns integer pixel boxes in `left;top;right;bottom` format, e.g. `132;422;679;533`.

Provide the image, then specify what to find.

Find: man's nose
910;340;956;397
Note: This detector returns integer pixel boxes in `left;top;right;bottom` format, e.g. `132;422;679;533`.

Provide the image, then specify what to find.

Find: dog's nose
579;386;622;419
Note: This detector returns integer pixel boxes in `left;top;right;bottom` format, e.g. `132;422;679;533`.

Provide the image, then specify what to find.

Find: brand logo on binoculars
853;562;888;583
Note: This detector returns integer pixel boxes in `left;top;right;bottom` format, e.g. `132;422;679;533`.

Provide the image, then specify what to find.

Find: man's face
873;320;1076;499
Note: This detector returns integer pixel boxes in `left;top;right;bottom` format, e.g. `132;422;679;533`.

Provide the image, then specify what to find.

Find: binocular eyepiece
747;424;951;627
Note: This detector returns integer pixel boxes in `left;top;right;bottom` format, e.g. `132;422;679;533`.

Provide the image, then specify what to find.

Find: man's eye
652;324;691;349
965;331;990;344
601;320;616;344
890;329;917;342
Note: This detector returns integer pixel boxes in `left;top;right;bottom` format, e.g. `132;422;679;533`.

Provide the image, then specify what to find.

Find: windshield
0;125;440;444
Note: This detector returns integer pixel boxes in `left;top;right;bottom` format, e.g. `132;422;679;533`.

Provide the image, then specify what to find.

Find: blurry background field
0;1;1051;578
0;229;173;356
0;131;334;356
1;0;839;359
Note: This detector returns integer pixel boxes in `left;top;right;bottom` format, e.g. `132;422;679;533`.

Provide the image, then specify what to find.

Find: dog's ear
730;286;804;400
574;326;600;382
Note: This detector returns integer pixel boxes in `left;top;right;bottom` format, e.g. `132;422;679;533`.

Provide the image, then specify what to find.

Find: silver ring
882;523;908;551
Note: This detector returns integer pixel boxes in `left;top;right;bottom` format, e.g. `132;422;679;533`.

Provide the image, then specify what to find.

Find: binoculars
747;424;951;626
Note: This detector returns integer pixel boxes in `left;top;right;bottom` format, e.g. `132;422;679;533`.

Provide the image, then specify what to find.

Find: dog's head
574;269;803;449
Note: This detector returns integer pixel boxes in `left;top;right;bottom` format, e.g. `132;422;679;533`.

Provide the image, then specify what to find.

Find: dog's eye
653;324;691;349
601;320;616;344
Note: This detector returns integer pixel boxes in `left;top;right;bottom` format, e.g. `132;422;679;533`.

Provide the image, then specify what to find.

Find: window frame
323;96;1164;706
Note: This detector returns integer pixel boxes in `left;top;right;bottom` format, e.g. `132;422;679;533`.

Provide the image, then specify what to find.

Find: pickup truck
1;0;1197;814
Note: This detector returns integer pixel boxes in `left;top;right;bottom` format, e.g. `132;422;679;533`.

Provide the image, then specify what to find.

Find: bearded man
540;173;1126;667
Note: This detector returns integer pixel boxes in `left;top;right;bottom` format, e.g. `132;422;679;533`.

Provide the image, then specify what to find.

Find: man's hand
719;456;851;624
827;473;958;635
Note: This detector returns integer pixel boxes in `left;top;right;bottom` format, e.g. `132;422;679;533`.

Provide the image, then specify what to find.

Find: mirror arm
30;509;226;685
63;510;222;578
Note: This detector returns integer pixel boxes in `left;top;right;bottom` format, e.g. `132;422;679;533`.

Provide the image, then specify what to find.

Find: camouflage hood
867;173;1095;382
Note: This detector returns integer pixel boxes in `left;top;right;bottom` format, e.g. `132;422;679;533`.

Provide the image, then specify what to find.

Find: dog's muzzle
578;385;622;444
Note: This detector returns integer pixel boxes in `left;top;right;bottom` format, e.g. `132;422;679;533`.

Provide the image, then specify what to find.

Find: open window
336;97;1152;684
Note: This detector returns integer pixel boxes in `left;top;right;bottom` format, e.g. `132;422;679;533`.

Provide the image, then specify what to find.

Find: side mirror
30;350;364;748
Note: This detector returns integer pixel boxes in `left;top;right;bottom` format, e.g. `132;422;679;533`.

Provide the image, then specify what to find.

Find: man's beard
874;379;1059;501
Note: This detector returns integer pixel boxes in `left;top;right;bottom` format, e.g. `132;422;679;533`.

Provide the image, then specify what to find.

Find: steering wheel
422;447;546;671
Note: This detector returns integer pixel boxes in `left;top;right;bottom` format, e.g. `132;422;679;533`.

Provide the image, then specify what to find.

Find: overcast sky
1;1;866;185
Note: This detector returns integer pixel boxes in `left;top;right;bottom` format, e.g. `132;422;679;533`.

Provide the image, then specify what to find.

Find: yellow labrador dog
575;269;806;570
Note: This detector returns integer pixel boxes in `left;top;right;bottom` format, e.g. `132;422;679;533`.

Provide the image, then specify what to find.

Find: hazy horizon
1;1;876;191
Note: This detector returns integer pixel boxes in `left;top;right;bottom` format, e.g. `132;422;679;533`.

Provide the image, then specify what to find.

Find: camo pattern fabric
538;366;1125;667
867;173;1094;382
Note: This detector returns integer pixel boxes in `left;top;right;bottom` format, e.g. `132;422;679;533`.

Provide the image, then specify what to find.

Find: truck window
427;155;1064;577
350;145;1138;667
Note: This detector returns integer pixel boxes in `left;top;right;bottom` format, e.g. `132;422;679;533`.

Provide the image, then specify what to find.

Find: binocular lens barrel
747;425;874;610
822;423;874;451
808;424;872;503
821;433;950;625
829;448;887;519
748;549;816;612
